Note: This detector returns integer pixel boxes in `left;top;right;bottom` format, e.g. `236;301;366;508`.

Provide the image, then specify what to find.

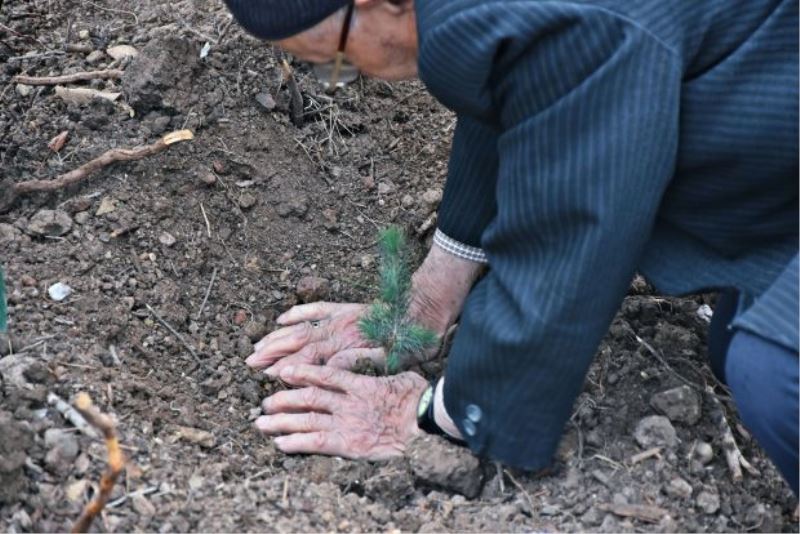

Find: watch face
417;385;434;419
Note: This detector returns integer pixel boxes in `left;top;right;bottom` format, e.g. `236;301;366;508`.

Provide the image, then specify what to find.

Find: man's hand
256;364;429;460
246;302;384;375
246;242;484;374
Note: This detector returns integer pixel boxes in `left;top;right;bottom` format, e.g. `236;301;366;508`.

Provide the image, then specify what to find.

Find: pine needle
359;226;438;373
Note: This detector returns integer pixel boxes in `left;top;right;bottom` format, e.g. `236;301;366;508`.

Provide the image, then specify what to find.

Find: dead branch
12;68;124;85
705;385;760;481
1;130;193;213
71;393;126;534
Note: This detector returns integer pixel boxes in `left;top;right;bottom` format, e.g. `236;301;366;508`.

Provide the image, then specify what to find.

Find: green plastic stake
0;266;6;333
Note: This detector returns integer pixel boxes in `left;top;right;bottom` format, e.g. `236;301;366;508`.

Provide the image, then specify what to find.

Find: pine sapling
359;226;439;373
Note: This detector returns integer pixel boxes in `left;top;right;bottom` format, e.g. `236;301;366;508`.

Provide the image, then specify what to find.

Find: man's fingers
276;302;334;325
246;323;329;369
327;348;386;369
255;412;335;435
261;387;344;414
279;364;360;392
264;339;341;375
273;431;351;458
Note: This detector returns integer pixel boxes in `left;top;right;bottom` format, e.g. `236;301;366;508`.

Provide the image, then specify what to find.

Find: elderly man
226;0;799;494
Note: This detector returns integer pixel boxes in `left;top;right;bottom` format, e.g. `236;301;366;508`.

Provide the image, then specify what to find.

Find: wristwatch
417;378;462;442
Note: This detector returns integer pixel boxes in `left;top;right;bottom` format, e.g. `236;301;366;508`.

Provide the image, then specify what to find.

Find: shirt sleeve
437;7;682;470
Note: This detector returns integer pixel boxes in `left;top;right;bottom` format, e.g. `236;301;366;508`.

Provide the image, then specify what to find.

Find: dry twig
145;303;201;362
280;59;304;127
71;393;126;533
47;392;98;438
705;385;760;481
12;68;124;85
597;503;668;523
0;130;193;213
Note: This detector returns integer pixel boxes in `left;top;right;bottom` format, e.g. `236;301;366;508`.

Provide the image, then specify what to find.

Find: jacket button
462;419;477;437
465;404;482;423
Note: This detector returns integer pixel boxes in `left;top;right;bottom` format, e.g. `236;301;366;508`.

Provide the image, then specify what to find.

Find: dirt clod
634;415;678;449
0;411;33;504
27;209;73;237
650;385;702;425
295;276;330;303
407;434;483;498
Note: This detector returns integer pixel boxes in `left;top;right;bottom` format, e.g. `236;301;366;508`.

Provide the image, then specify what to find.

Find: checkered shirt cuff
433;228;488;264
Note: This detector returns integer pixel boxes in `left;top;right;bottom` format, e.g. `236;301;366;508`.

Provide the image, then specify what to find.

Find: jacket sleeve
435;116;499;262
436;6;682;470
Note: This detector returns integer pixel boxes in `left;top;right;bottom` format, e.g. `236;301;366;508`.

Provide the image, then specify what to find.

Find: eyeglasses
312;1;359;93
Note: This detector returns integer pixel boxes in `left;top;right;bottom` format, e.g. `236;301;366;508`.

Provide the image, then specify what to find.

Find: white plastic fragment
47;282;73;301
200;42;211;59
696;304;713;324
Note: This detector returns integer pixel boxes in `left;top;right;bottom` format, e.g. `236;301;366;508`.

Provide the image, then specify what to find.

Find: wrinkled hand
246;302;387;375
256;364;428;460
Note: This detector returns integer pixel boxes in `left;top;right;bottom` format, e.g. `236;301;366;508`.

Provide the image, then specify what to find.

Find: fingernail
264;366;278;377
276;313;287;324
254;416;269;431
280;366;295;378
245;353;256;365
273;436;286;448
254;341;264;351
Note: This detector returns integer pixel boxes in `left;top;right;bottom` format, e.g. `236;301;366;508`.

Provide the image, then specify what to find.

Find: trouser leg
725;330;799;495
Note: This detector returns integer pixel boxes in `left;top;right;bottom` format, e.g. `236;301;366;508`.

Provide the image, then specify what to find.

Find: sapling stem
358;226;438;373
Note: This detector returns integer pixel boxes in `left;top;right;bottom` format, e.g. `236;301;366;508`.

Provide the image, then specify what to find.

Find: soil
1;1;797;532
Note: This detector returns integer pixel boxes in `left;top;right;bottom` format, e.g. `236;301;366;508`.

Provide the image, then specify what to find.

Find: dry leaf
106;44;138;60
55;86;121;105
48;130;69;153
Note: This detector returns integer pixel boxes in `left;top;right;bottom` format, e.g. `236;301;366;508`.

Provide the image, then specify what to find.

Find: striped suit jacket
417;0;798;469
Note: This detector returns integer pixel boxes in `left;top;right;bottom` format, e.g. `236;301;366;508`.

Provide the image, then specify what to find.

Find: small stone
694;441;714;465
95;197;116;216
360;254;374;270
78;29;90;40
158;231;177;247
85;50;107;65
421;188;443;206
15;84;32;97
132;494;156;517
295;276;330;303
47;282;73;301
233;309;248;326
174;426;215;449
199;172;217;186
255;91;276;111
27;209;73;237
665;477;693;499
696;490;720;514
243;320;267;342
321;208;338;230
401;194;415;208
0;223;21;242
74;212;91;225
20;274;36;287
44;428;80;472
377;182;394;195
650;385;702;425
106;44;138;60
407;434;483;498
65;479;89;503
634;415;677;449
238;193;257;209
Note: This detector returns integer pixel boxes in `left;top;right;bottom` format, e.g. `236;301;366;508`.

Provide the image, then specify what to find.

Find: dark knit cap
224;0;349;40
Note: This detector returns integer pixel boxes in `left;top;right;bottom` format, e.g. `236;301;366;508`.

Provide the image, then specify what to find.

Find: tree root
1;130;193;213
71;393;127;534
705;385;760;481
